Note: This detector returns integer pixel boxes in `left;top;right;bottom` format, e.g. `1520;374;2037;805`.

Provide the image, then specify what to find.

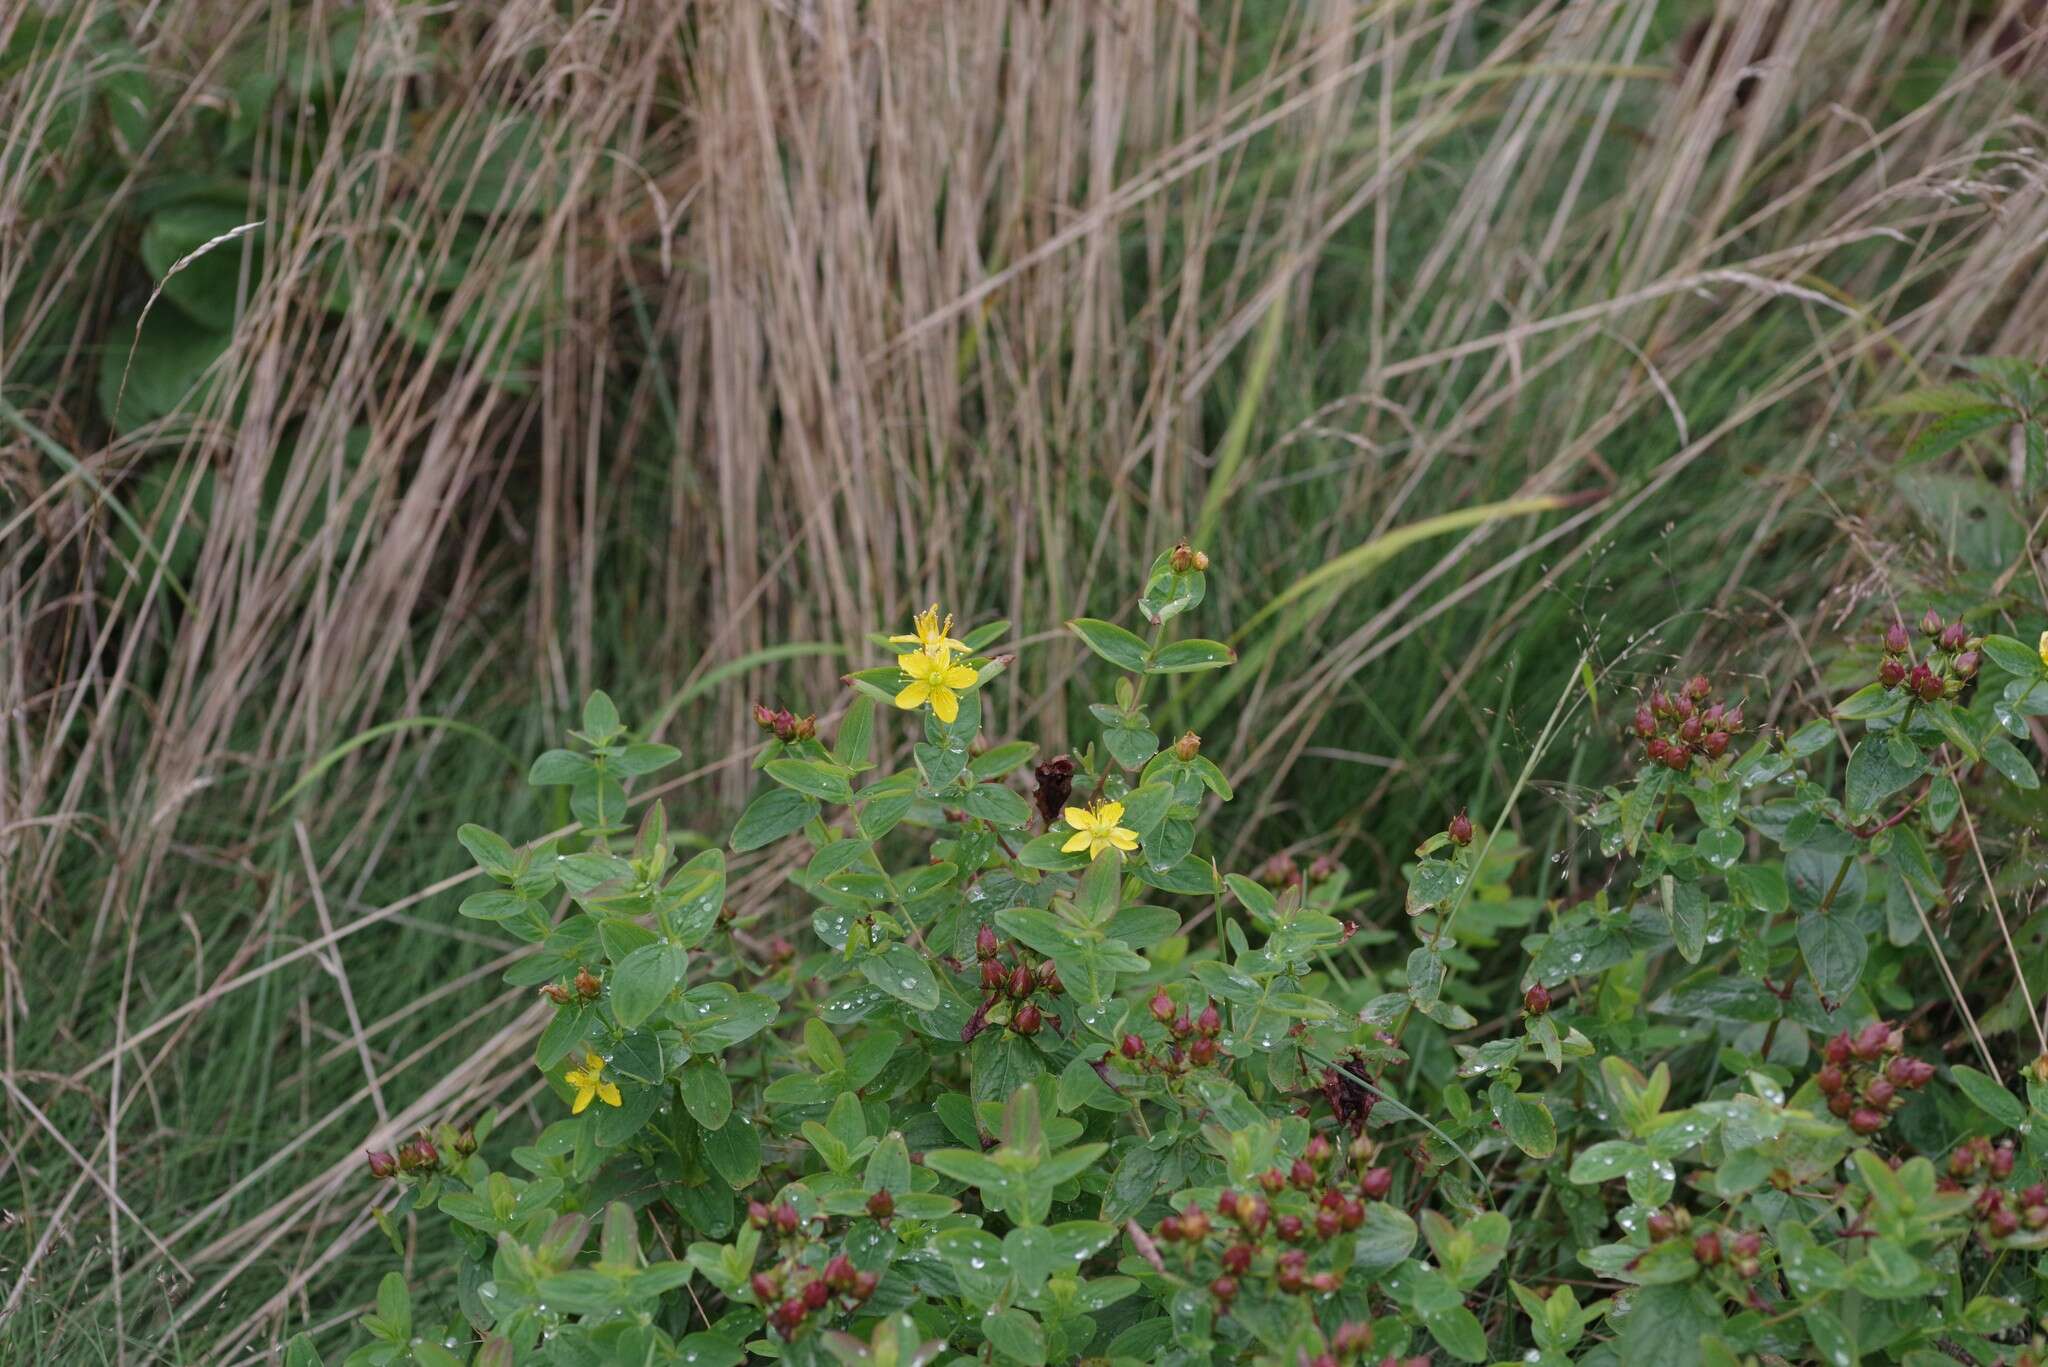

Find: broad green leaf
1066;618;1150;672
731;788;818;851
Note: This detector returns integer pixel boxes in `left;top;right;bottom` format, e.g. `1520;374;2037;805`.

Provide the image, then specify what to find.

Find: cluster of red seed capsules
1117;987;1226;1073
1875;610;1980;701
745;1198;879;1339
961;925;1061;1042
751;703;819;743
1813;1020;1936;1135
1632;675;1745;772
1942;1137;2048;1243
1640;1206;1768;1280
1148;1135;1417;1365
364;1126;475;1181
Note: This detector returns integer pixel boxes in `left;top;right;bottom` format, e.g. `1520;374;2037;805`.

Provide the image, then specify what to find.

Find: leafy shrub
323;546;2048;1367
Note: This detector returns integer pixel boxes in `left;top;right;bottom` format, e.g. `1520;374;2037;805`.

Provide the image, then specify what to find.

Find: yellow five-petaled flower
565;1051;622;1114
895;647;978;725
890;603;970;657
1061;801;1139;860
2039;629;2048;668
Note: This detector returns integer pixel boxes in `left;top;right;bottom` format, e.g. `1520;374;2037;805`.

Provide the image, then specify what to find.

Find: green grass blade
269;717;522;814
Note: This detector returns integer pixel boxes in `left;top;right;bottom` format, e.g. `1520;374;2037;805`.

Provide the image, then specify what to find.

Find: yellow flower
894;647;978;724
564;1052;622;1115
2039;630;2048;668
1060;801;1139;860
889;603;970;656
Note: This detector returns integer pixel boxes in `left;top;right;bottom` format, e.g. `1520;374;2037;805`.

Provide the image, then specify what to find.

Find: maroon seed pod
1675;695;1697;722
774;1298;807;1335
1209;1276;1238;1306
751;1272;780;1302
1702;730;1730;758
1645;737;1670;764
1827;1092;1854;1118
1877;657;1906;690
1849;1108;1886;1135
1189;1035;1218;1066
1646;1209;1677;1241
1273;1251;1304;1292
824;1255;857;1292
976;925;1000;960
2024;1183;2048;1207
1179;1206;1211;1241
1277;1213;1304;1242
1305;1134;1333;1166
748;1200;773;1229
365;1150;398;1180
1863;1078;1896;1108
1197;1003;1222;1036
1315;1209;1341;1239
1664;743;1692;771
802;1279;830;1311
1447;810;1474;846
1686;674;1711;701
1651;688;1672;717
1258;1168;1287;1196
2027;1204;2048;1231
1824;1033;1853;1066
1120;1033;1145;1060
773;1203;801;1235
852;1271;878;1301
1156;1214;1184;1243
1523;982;1551;1015
1939;621;1970;652
1290;1159;1316;1189
1679;716;1703;744
1150;988;1175;1023
980;958;1007;991
1990;1207;2021;1239
1171;1012;1193;1039
1815;1064;1844;1095
1013;1002;1043;1036
1853;1020;1891;1059
1340;1198;1365;1231
1633;705;1657;738
1007;963;1034;1000
1036;961;1063;996
1360;1166;1394;1201
1730;1231;1762;1259
1309;1271;1340;1293
1222;1243;1252;1275
1992;1143;2017;1179
1333;1322;1373;1355
1693;1231;1722;1265
1883;621;1910;654
867;1188;895;1220
1953;649;1980;678
1920;608;1943;637
1723;704;1744;732
1241;1196;1271;1237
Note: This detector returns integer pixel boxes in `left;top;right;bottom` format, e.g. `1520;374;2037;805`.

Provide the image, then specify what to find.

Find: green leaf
1834;683;1901;721
984;1307;1046;1365
1921;700;1981;762
1660;877;1706;964
731;788;818;851
1901;404;2011;465
1797;912;1867;1004
765;758;855;804
582;691;622;740
1066;618;1150;672
860;943;940;1011
1951;1064;2027;1129
1488;1081;1557;1158
1146;639;1236;674
833;695;876;769
1845;736;1923;818
375;1272;411;1339
1980;634;2046;679
703;1113;761;1186
1695;826;1742;871
679;1058;733;1130
529;748;595;785
1984;736;2040;790
609;942;686;1029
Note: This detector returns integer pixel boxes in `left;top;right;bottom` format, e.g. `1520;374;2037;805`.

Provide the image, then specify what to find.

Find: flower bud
1314;1208;1341;1239
1170;541;1199;573
1702;730;1730;758
1650;688;1672;717
1222;1243;1252;1275
1939;621;1969;652
1645;737;1669;764
1849;1107;1886;1135
1007;963;1034;1000
1012;1002;1043;1036
1686;674;1711;700
1277;1213;1304;1242
1827;1091;1854;1118
1174;730;1202;761
1209;1275;1238;1306
1883;621;1910;654
1646;1209;1676;1240
1179;1206;1211;1240
1305;1135;1333;1166
452;1126;478;1158
365;1150;398;1179
1886;1055;1934;1088
867;1189;895;1220
802;1279;830;1310
772;1298;807;1335
540;982;572;1005
1663;743;1691;771
1824;1032;1852;1065
852;1271;878;1300
976;925;1000;960
1189;1035;1218;1066
1156;1214;1184;1243
1633;705;1656;738
1309;854;1339;882
1723;704;1743;732
1992;1142;2016;1179
1447;810;1474;846
1953;649;1979;678
1273;1249;1303;1291
1678;715;1702;743
1171;1012;1193;1039
1120;1033;1144;1060
1291;1159;1317;1190
1523;982;1551;1015
1238;1195;1271;1236
748;1200;773;1229
773;1203;800;1235
1921;608;1943;637
1151;988;1174;1023
1989;1207;2020;1239
1197;1002;1221;1036
1853;1020;1892;1059
766;935;794;964
1694;1230;1722;1265
980;958;1007;990
1340;1198;1365;1231
574;966;602;1000
824;1254;857;1293
1816;1063;1844;1094
752;702;779;732
1360;1166;1393;1201
1036;961;1063;996
751;1271;780;1302
1333;1322;1373;1355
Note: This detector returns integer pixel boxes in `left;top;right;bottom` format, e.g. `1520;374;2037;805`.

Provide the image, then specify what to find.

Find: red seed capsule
1523;982;1551;1015
751;1272;779;1302
1013;1002;1043;1036
867;1189;894;1220
1156;1215;1184;1243
1222;1243;1251;1275
1693;1231;1722;1265
1360;1167;1393;1201
1210;1276;1238;1305
1007;963;1034;999
1120;1033;1145;1060
976;925;1000;959
1448;810;1474;846
1150;988;1174;1023
1849;1108;1886;1135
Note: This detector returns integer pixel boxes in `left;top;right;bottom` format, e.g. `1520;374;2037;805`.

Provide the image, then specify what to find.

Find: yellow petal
894;681;931;711
1085;839;1111;860
930;688;960;724
597;1081;623;1108
572;1086;594;1115
1061;831;1092;853
1061;806;1094;831
941;664;978;689
584;1052;605;1071
888;632;919;646
1109;828;1140;851
896;652;931;678
2039;630;2048;667
1096;801;1124;823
